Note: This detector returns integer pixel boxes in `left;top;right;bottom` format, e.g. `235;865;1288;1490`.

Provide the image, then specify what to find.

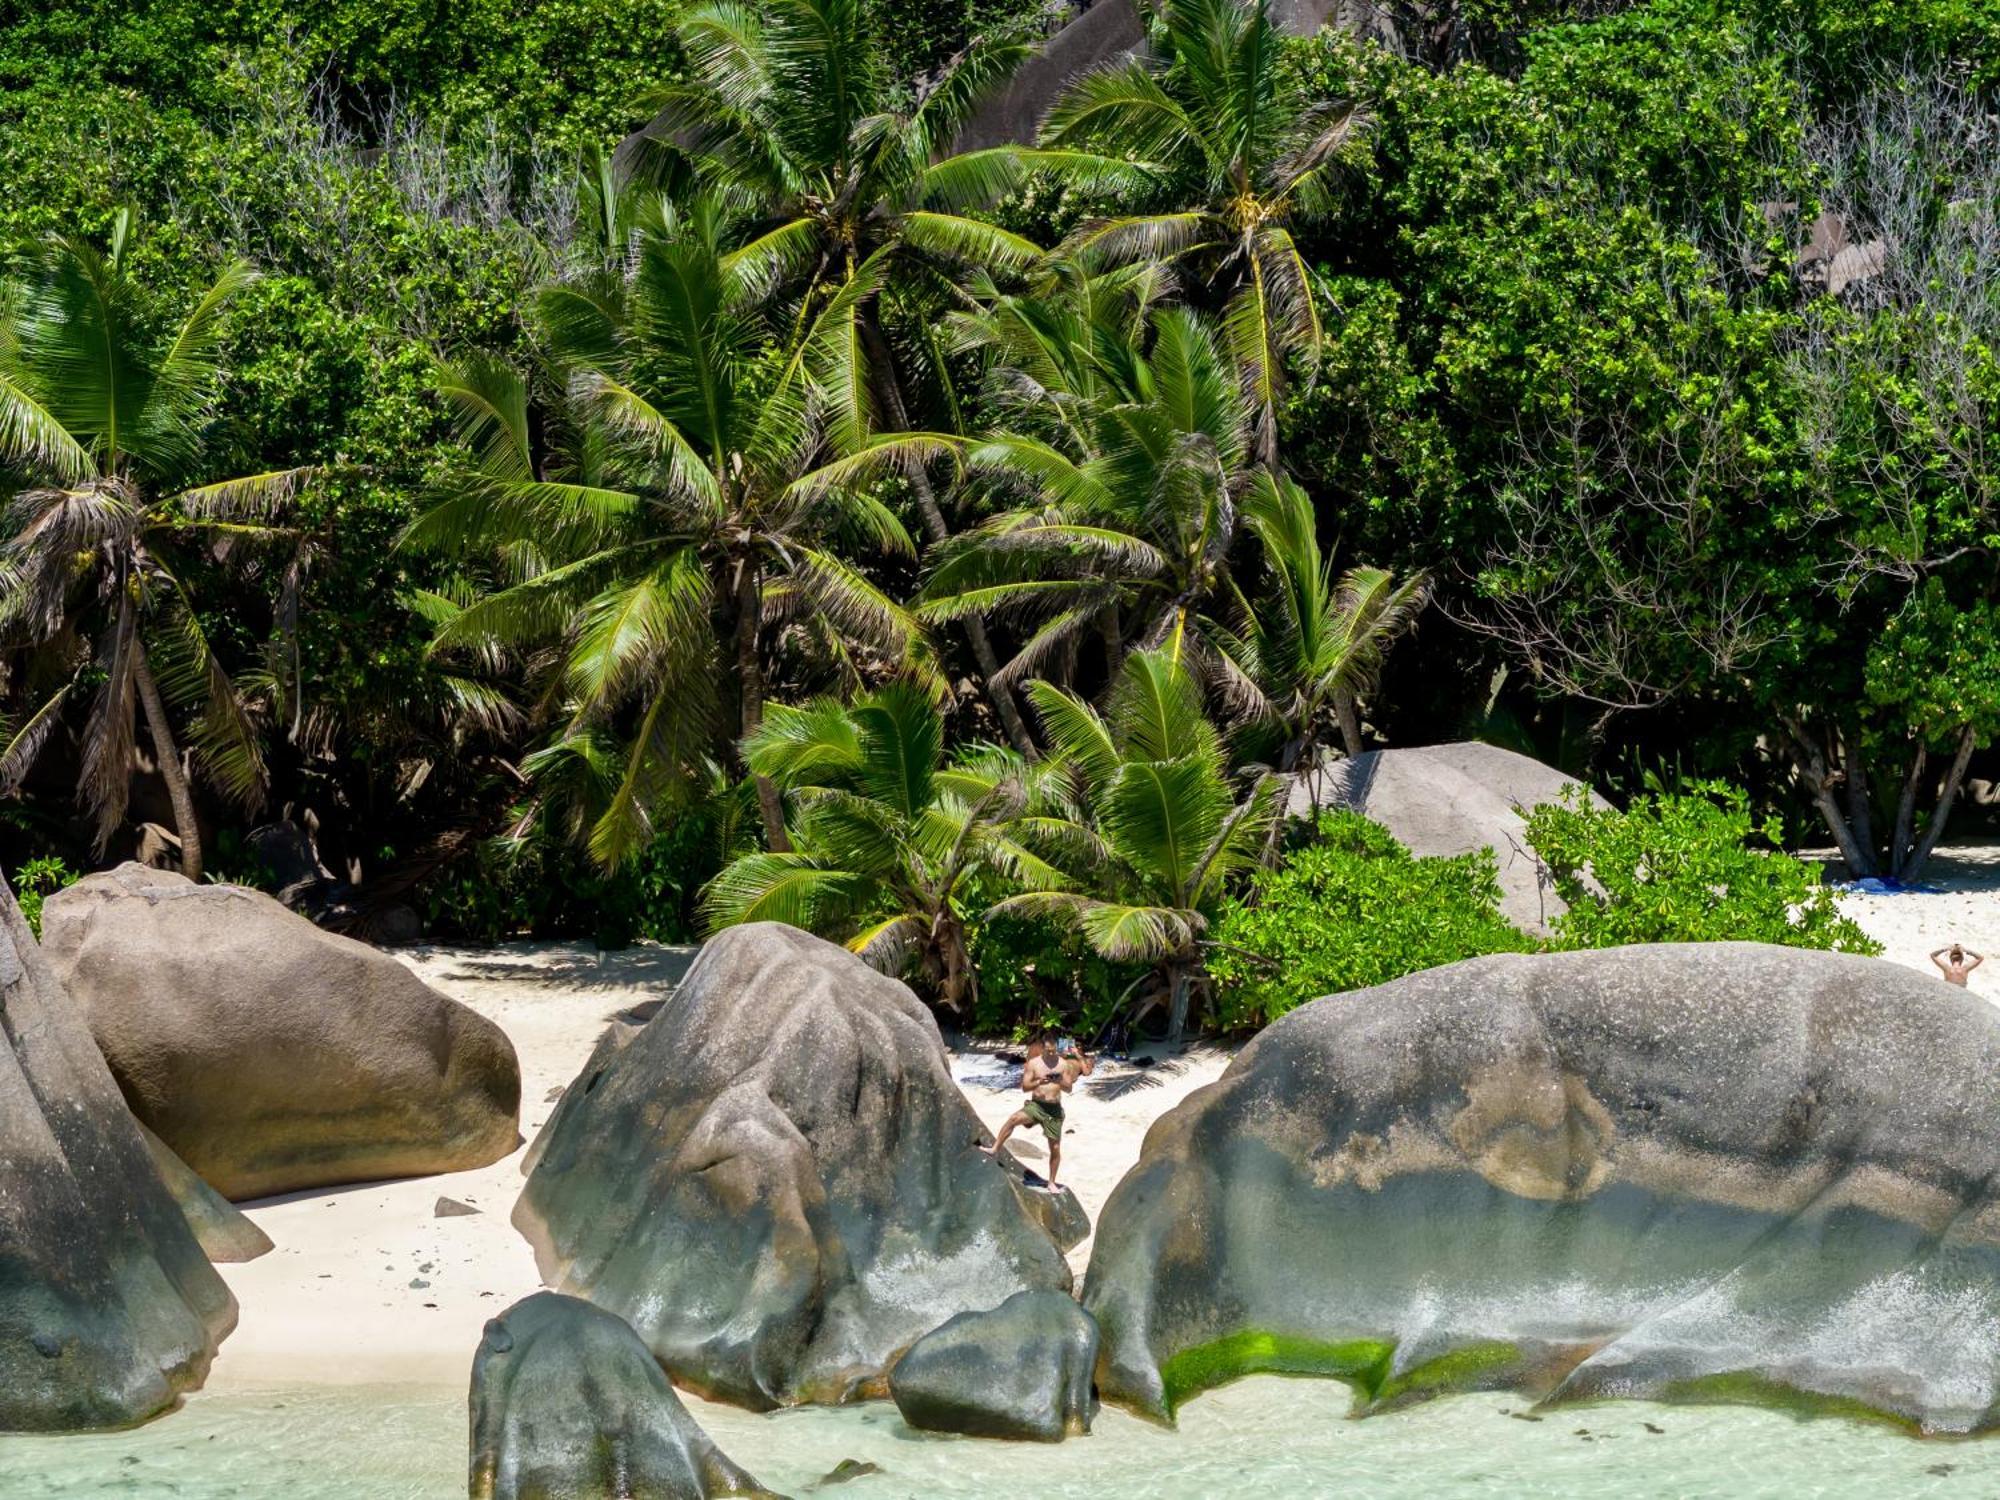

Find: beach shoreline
204;846;1999;1393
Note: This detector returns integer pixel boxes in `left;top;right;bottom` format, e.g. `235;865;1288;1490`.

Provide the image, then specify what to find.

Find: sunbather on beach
1932;944;1983;986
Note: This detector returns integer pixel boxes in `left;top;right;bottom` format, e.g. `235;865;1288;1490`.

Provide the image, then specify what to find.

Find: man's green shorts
1023;1098;1064;1142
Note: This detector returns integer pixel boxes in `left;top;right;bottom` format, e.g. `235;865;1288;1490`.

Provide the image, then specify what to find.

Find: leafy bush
11;857;76;938
1207;813;1534;1030
420;807;743;948
966;911;1147;1042
1525;782;1879;953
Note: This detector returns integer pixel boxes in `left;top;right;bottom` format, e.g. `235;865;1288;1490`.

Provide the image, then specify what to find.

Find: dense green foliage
1527;784;1881;954
0;0;1990;1034
1208;813;1533;1028
1208;786;1876;1030
9;854;76;937
704;683;1064;1010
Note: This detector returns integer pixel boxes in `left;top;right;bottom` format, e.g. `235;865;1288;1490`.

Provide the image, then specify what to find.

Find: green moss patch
1370;1340;1525;1407
1159;1331;1394;1415
1158;1332;1537;1417
1661;1371;1923;1434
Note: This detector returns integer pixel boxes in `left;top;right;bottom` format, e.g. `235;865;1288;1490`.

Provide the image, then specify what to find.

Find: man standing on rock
983;1034;1093;1189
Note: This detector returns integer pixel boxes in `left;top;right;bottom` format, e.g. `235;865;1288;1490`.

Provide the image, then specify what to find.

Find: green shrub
420;807;741;948
1525;782;1879;953
1207;813;1535;1030
12;857;76;938
965;912;1147;1042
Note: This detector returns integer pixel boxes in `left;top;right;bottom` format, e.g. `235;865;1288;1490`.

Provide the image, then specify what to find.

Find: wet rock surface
1085;943;2000;1432
514;922;1074;1409
0;878;235;1430
891;1290;1099;1441
468;1292;773;1499
42;863;521;1199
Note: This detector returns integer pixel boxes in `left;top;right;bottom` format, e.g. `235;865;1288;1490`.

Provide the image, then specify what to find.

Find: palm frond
175;466;315;522
899;212;1042;271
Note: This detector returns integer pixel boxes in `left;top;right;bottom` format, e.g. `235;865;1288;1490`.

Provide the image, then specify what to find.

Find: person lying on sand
1932;945;1984;987
982;1033;1093;1189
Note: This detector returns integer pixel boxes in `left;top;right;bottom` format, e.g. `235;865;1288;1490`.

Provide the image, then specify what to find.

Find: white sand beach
204;845;2000;1395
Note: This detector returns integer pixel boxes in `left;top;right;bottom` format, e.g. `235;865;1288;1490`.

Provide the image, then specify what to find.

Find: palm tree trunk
734;561;792;853
862;316;1037;756
1333;688;1365;758
133;646;204;881
1165;960;1194;1047
935;908;975;1014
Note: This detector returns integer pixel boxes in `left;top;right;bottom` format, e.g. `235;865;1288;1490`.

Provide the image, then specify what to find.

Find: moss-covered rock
1084;943;2000;1433
469;1293;775;1499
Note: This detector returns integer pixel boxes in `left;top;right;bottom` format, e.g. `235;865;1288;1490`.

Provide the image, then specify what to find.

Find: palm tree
997;644;1280;1041
1037;0;1369;460
920;305;1259;687
702;681;1067;1010
405;201;940;863
633;0;1095;752
0;215;310;878
1212;470;1427;769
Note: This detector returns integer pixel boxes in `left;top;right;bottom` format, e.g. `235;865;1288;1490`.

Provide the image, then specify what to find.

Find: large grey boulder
469;1293;774;1500
1085;943;2000;1434
42;863;521;1200
514;922;1075;1410
0;877;235;1430
1288;742;1605;933
891;1290;1099;1441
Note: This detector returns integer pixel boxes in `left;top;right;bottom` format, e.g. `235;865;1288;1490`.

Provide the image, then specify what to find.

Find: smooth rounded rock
891;1291;1099;1441
1085;943;2000;1433
0;874;235;1430
469;1292;773;1499
514;922;1074;1410
1287;742;1606;933
42;863;521;1199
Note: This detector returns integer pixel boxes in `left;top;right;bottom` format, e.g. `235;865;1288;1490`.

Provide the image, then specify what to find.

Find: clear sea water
2;1377;1995;1499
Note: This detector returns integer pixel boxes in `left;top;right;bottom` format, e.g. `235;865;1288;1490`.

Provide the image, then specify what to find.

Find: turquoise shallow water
3;1378;1997;1498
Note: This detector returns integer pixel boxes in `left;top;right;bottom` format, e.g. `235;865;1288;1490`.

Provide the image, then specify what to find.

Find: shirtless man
1932;944;1984;987
983;1034;1094;1188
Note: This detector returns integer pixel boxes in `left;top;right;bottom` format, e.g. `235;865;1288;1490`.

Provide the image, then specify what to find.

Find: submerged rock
1085;944;2000;1433
0;877;235;1430
468;1292;772;1499
514;922;1074;1409
1287;741;1604;934
42;864;521;1199
891;1291;1099;1441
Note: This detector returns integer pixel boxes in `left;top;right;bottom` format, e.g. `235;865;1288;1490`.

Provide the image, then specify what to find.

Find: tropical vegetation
0;0;1991;1037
